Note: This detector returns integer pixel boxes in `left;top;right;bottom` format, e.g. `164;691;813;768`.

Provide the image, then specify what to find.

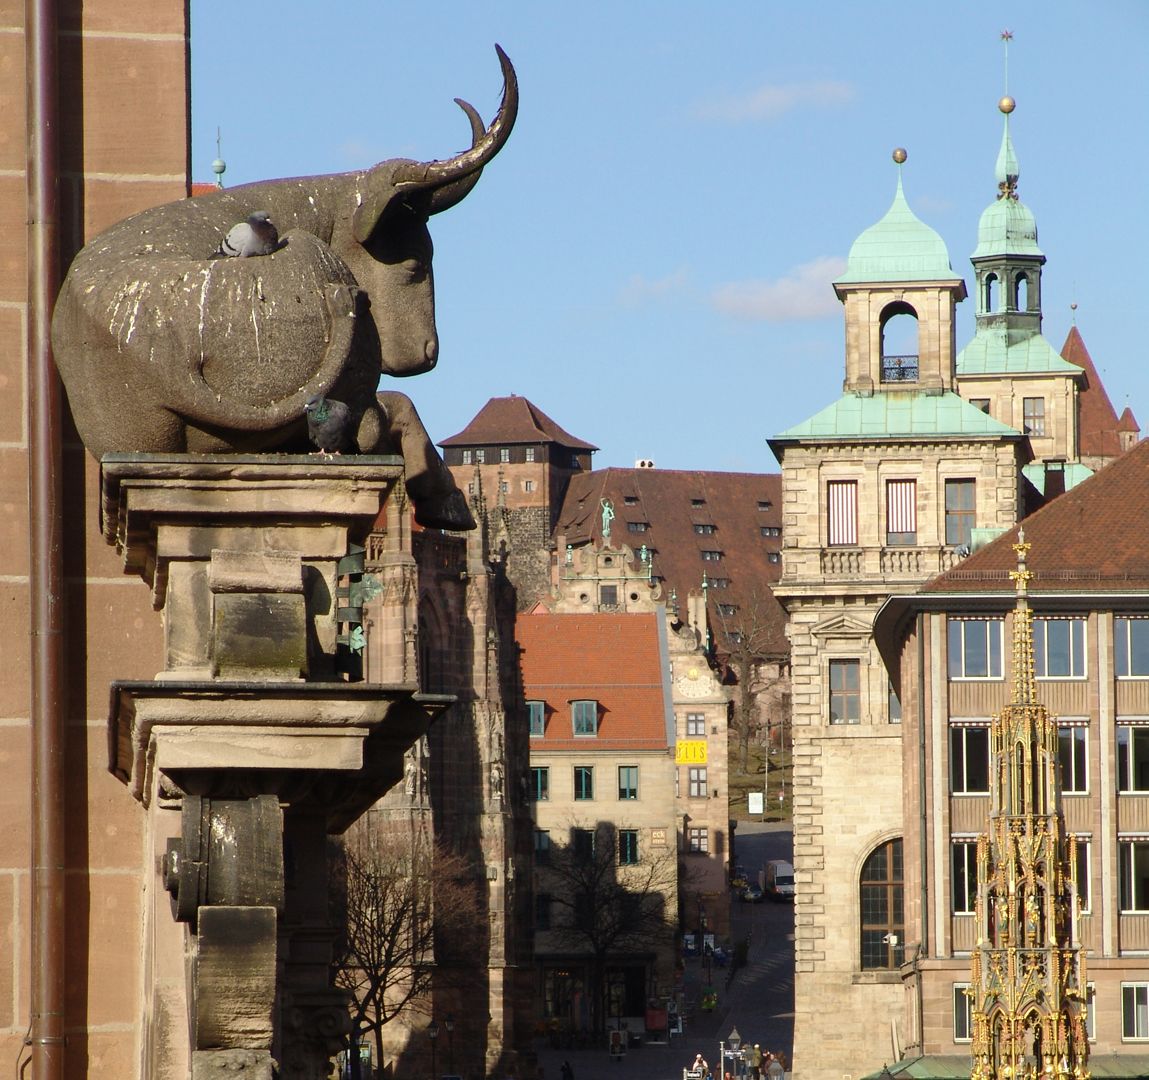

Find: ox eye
402;259;427;283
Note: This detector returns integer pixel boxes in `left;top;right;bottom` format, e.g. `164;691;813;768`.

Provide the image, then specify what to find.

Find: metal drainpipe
26;0;66;1075
915;612;928;1051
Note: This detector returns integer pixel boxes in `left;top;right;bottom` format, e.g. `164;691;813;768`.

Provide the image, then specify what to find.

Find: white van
763;859;795;901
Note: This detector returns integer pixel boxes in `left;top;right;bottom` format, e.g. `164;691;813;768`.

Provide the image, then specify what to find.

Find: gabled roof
1061;326;1136;458
516;612;672;750
439;395;598;450
921;435;1149;594
554;468;788;658
771;390;1023;443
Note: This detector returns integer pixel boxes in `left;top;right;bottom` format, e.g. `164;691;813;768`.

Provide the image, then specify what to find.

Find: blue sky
191;2;1148;473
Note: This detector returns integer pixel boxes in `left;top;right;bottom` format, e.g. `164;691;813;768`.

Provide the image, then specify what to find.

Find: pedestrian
691;1052;709;1078
560;1060;573;1080
751;1043;762;1079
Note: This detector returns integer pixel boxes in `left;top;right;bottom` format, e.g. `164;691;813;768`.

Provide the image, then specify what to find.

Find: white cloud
691;81;855;123
618;268;691;307
710;255;847;322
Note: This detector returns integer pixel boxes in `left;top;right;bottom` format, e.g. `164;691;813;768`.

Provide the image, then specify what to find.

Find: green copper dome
836;168;959;285
972;112;1043;258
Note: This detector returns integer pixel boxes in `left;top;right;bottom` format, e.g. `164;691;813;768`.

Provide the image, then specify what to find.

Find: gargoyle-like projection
52;46;517;527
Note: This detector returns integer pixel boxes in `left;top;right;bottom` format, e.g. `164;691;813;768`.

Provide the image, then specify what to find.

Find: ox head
345;45;518;376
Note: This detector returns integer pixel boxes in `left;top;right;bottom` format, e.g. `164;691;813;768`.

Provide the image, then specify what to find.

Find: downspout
26;0;66;1076
915;612;928;1051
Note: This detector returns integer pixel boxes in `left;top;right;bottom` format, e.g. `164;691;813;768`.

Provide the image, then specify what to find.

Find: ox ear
351;161;431;245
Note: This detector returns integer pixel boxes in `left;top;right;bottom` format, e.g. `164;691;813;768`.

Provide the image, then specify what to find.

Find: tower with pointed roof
770;153;1028;1078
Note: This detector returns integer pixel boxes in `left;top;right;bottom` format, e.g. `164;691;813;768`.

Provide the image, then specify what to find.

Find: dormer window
572;699;598;736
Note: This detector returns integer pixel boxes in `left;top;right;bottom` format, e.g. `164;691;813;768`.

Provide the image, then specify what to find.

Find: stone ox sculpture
51;46;518;528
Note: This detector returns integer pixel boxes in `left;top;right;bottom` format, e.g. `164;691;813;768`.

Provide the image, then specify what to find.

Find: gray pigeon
304;394;353;455
212;210;279;258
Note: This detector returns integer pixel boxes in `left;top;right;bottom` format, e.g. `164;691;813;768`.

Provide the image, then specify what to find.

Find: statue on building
600;498;615;541
51;48;517;530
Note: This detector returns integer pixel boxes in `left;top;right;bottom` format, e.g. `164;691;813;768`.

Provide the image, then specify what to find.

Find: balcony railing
880;354;919;382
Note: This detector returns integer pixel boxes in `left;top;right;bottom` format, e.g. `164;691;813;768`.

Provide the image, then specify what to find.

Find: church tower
770;153;1027;1078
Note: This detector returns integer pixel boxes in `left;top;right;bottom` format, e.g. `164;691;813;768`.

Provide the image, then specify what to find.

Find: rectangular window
572;827;595;858
687;827;708;853
952;840;978;914
525;447;536;463
572;699;598;736
462;449;473;464
534;829;551;864
499;447;510;463
688;767;707;798
531;766;549;801
827;479;858;546
475;449;486;464
886;478;918;546
535;892;552;929
618;766;638;800
1118;726;1149;792
624;495;638;506
573;766;594;800
1086;984;1096;1041
757;500;772;511
499;480;509;494
767;552;782;564
599;585;618;607
618;829;639;865
945;479;976;547
705;577;730;589
701;550;722;561
1123;983;1149;1040
951;725;990;794
691;498;706;508
760;526;782;537
527;700;545;737
1075;837;1092;914
685;712;705;737
953;984;973;1043
1058;725;1088;793
1119;839;1149;912
1023;397;1046;436
829;659;861;724
888;679;902;725
1116;618;1149;677
716;603;737;616
627;521;649;533
947;618;1003;679
524;479;535;493
970;398;991;414
694;523;716;535
1035;618;1087;679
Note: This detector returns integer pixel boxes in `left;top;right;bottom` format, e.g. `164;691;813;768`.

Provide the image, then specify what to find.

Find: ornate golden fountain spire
968;533;1090;1080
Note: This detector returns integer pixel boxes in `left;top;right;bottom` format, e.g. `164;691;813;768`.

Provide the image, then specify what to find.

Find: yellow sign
675;740;708;764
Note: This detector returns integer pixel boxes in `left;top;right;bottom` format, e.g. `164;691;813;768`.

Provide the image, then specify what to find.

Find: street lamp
445;1014;455;1075
428;1019;439;1080
727;1026;742;1080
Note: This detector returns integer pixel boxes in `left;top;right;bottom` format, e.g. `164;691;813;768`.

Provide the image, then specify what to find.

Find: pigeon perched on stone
304;394;353;455
211;211;279;258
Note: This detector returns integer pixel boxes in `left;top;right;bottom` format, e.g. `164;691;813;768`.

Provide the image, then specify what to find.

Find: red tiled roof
1061;326;1124;459
516;612;671;750
1119;406;1141;433
921;435;1149;594
440;396;598;450
190;182;218;197
555;468;789;657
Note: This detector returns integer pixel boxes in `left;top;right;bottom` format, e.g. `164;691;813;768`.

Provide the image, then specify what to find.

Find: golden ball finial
892;147;907;164
999;95;1016;114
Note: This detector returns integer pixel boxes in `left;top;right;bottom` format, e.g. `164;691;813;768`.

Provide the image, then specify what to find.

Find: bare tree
330;821;483;1079
540;823;677;1034
713;587;788;774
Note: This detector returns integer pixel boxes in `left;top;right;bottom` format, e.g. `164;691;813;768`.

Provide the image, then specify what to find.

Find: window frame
944;478;976;547
572;699;599;737
1123;983;1149;1041
1117;724;1149;793
618;829;639;866
573;765;594;801
827;479;859;547
475;448;486;464
1058;722;1089;794
687;826;708;853
685;712;705;737
885;478;918;546
953;983;973;1043
525;447;536;463
951;838;978;914
531;766;549;801
1074;836;1092;915
534;829;551;864
618;765;638;801
860;838;905;970
950;723;991;795
688;766;708;798
829;658;861;724
1116;618;1149;678
462;449;473;464
527;700;545;737
1034;617;1087;680
1023;396;1046;436
1119;837;1149;913
947;618;1004;680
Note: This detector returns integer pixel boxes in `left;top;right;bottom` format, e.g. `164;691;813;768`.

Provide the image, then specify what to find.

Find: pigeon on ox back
212;211;279;258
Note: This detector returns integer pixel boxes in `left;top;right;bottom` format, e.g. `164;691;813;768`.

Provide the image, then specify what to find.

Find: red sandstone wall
0;1;187;1074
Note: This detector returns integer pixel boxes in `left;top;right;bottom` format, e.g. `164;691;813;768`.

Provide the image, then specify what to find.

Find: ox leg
371;391;475;531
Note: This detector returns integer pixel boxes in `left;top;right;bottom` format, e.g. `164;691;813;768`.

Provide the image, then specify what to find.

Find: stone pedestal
100;455;449;1080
